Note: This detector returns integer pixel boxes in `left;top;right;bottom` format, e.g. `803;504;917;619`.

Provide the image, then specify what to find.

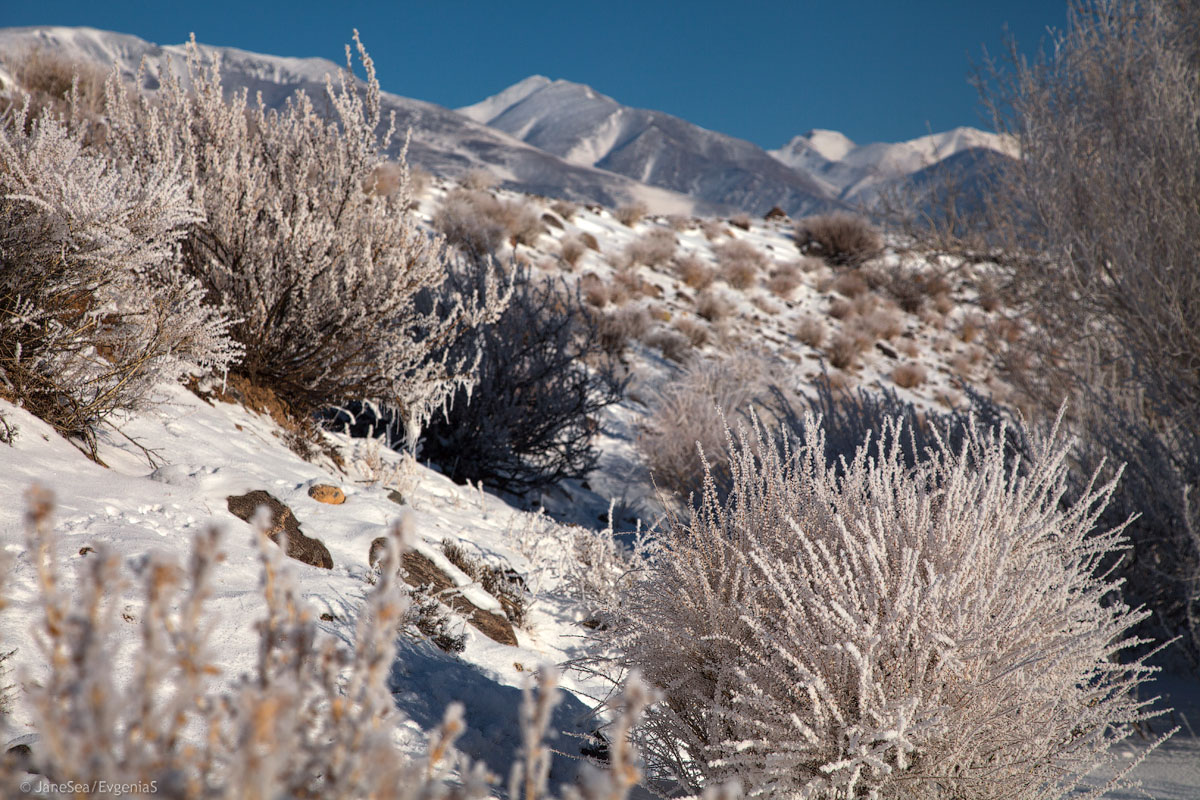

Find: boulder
227;490;333;569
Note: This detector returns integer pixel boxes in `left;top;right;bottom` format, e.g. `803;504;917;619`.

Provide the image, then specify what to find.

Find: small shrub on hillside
0;104;239;452
581;273;610;308
559;235;587;269
436;189;544;258
419;265;624;495
624;229;677;267
695;290;731;322
891;362;927;388
728;213;752;231
3;47;107;123
826;333;862;370
794;212;883;266
550;199;578;220
832;269;869;298
795;316;826;348
765;265;801;298
613;413;1165;799
104;35;506;433
614;201;648;227
673;255;715;289
642;327;691;363
713;240;769;289
597;306;651;356
463;167;498;191
636;356;775;502
673;317;710;349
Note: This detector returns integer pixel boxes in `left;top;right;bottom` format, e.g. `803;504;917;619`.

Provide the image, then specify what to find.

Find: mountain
770;127;1017;202
458;77;839;217
0;26;702;214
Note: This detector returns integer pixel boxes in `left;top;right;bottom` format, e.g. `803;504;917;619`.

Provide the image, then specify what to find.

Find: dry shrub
614;201;648;227
435;189;543;255
898;337;920;358
766;265;801;298
828;298;854;320
365;160;406;197
721;259;759;290
598;306;651;354
695;290;732;322
550;199;578;220
729;213;752;231
861;306;903;341
463;167;498;190
797;255;824;273
891;362;928;388
700;219;727;241
559;235;587;269
625;229;677;267
581;273;609;308
673;317;710;348
642;327;692;363
674;255;716;289
832;270;869;298
665;214;693;231
714;239;769;272
794;212;883;266
796;316;826;348
635;355;774;501
958;313;985;343
5;47;108;122
826;333;863;370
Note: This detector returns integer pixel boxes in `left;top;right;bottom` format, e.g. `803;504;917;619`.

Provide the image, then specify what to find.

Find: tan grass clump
891;362;928;388
614;201;649;227
673;254;716;289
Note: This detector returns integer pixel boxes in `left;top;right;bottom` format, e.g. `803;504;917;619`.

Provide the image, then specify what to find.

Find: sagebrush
614;413;1168;799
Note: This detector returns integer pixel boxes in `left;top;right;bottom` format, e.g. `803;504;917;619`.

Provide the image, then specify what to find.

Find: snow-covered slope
0;26;703;215
459;77;837;217
771;126;1017;200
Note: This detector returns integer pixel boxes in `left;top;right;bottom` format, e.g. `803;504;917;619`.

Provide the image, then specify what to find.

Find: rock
541;212;564;229
368;536;391;570
875;342;899;359
226;490;333;570
308;484;346;505
386;489;405;506
764;206;788;221
399;549;518;647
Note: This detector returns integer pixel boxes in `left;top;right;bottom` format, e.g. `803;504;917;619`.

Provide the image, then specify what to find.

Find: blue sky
5;1;1065;148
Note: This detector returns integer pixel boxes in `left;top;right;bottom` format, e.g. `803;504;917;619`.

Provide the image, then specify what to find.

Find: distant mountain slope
0;26;703;214
459;77;839;217
770;127;1017;201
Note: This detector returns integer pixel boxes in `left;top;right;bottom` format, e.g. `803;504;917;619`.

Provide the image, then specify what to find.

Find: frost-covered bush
435;188;544;260
614;414;1166;799
636;356;776;503
419;265;625;495
794;213;883;267
624;229;677;267
0;103;239;451
103;34;504;431
4;488;659;800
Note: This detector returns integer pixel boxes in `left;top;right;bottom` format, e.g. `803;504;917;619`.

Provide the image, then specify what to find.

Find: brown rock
308;484;346;505
764;206;788;221
226;490;333;570
397;549;517;647
541;212;564;229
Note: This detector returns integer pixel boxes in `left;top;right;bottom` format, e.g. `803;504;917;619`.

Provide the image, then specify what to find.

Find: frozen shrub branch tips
611;411;1174;799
